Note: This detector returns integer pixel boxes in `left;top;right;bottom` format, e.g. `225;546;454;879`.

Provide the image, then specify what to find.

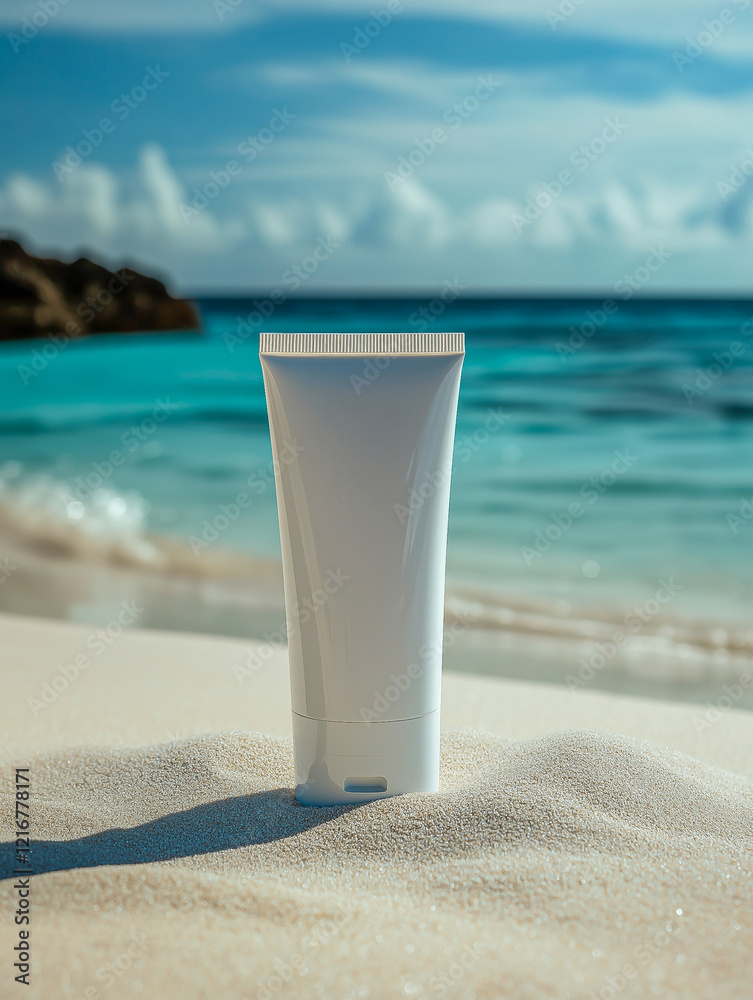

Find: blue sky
1;0;753;292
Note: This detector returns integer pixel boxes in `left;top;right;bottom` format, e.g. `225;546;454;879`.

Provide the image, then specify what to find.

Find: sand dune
0;613;751;999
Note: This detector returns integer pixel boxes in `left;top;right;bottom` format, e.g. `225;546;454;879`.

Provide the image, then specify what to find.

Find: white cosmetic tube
260;332;464;805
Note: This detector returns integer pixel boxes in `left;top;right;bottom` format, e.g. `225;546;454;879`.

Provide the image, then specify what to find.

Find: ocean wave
0;464;274;579
1;465;750;675
0;402;269;432
444;583;753;668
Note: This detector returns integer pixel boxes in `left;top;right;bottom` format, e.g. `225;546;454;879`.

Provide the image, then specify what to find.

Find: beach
1;297;753;708
2;611;751;999
5;5;753;997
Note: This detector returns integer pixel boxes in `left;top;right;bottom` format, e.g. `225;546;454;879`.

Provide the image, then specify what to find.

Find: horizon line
186;290;753;302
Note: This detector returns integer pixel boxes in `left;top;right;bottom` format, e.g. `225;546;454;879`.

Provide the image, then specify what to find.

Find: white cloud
0;149;740;245
4;174;50;219
382;180;450;245
461;198;519;246
0;145;245;275
1;0;751;74
2;116;753;289
3;0;752;56
60;164;119;235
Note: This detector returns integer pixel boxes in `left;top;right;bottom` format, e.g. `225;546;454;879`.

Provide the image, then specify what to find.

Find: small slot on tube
344;776;388;793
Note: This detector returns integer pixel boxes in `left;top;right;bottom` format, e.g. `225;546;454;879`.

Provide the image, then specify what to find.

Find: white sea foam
0;464;272;578
0;462;164;568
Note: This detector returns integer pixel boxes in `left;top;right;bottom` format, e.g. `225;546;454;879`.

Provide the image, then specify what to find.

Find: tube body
260;332;464;805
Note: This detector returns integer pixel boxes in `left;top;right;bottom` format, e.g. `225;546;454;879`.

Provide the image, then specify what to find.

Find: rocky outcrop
0;238;200;340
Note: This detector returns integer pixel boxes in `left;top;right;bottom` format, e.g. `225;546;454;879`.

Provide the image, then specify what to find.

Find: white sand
1;612;751;999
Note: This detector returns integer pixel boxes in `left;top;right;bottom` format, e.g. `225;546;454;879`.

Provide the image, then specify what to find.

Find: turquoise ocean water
1;297;752;703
